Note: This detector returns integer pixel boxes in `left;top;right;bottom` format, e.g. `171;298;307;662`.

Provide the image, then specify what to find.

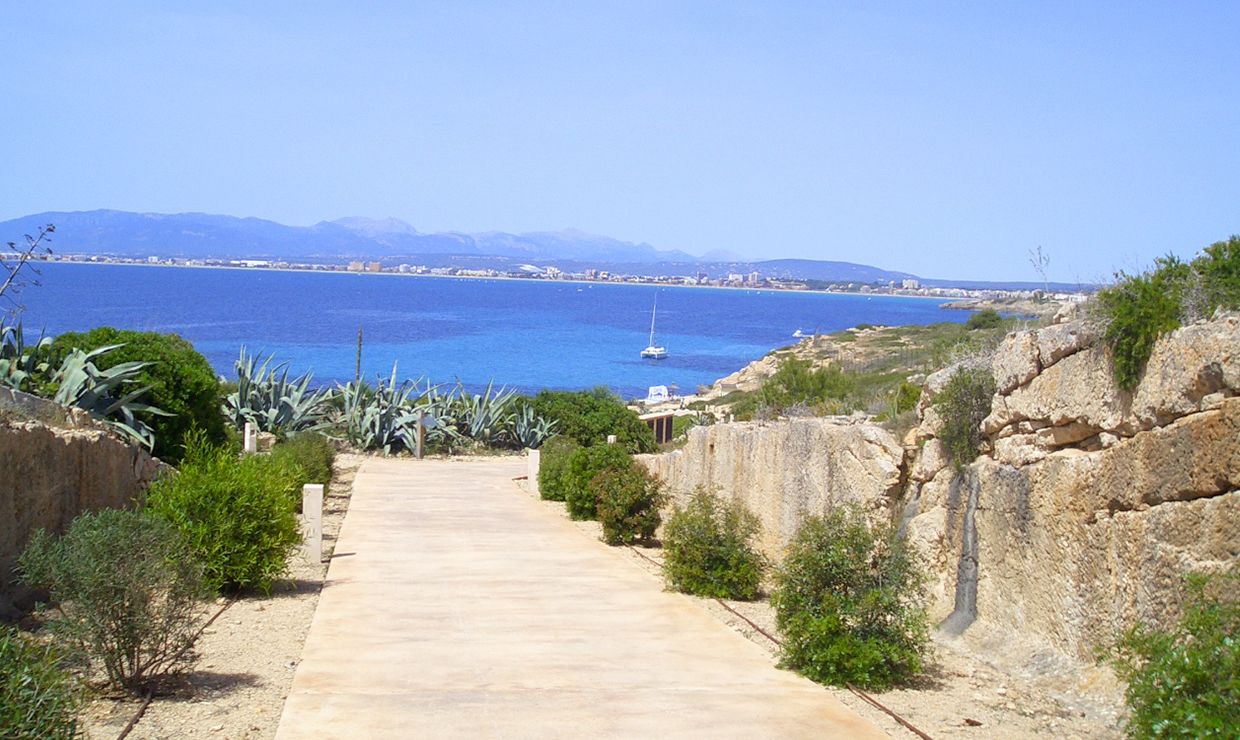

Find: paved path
275;457;885;739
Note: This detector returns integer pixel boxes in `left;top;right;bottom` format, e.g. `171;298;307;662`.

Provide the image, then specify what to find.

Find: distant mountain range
1;209;918;283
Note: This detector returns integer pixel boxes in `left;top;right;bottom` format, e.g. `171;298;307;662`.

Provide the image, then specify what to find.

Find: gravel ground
80;453;364;740
515;478;1127;739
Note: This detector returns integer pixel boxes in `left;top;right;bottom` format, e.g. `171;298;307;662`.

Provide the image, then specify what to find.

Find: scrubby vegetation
663;490;765;600
223;347;332;436
935;365;996;469
270;431;336;495
0;626;79;739
730;357;854;419
18;509;206;693
965;308;1004;330
525;388;655;453
146;433;302;593
536;436;578;501
591;463;664;545
562;443;634;520
1095;236;1240;391
1111;567;1238;739
772;506;929;691
49;327;226;462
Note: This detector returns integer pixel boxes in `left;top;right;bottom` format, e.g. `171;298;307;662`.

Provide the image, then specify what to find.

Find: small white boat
640;295;668;359
793;328;806;338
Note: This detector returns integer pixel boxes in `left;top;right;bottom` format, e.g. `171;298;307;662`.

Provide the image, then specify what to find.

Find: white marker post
527;447;540;483
302;483;323;566
606;434;617;445
243;422;257;453
416;410;426;460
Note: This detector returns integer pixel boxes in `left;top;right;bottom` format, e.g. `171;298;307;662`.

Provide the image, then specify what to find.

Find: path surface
275;457;886;739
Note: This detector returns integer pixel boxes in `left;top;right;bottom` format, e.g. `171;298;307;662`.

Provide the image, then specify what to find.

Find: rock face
0;392;162;617
906;312;1240;659
637;417;904;560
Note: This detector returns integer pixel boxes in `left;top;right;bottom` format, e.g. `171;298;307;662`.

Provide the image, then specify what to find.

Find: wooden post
302;484;323;565
243;422;257;453
416;410;426;460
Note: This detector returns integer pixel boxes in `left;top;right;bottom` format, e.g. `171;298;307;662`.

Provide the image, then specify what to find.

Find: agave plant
453;380;516;447
508;404;557;449
338;364;425;454
50;345;166;449
223;347;332;434
0;320;53;392
410;381;465;451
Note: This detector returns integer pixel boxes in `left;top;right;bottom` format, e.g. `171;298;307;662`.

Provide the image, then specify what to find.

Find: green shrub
49;328;226;463
732;357;855;420
965;308;1004;330
18;509;205;693
537;436;578;501
0;627;79;739
270;432;336;494
145;433;302;593
592;464;664;545
1095;237;1240;392
562;444;633;520
894;381;922;414
526;388;656;453
772;506;929;691
935;366;995;469
1111;567;1238;738
663;490;765;600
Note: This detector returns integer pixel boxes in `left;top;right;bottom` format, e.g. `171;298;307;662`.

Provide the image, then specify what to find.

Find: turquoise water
19;263;968;397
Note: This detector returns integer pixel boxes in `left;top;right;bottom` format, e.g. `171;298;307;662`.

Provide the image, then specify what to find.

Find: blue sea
17;263;970;398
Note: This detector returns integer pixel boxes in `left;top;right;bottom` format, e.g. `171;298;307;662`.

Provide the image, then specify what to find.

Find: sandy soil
79;453;364;740
514;478;1127;740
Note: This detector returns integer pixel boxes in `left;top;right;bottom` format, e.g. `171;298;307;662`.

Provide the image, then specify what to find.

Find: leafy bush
49;328;226;463
537;436;577;501
965;308;1004;330
562;444;633;520
270;432;335;494
18;509;205;693
145;433;302;593
663;490;765;600
1111;567;1238;738
935;366;995;469
526;388;656;453
0;626;79;739
1096;237;1240;391
894;380;922;414
732;357;855;420
771;506;929;691
592;464;664;545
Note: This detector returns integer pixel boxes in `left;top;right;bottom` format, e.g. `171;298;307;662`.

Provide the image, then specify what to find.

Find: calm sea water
17;263;969;398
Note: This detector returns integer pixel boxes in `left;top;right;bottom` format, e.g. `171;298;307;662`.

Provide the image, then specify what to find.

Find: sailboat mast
649;295;657;345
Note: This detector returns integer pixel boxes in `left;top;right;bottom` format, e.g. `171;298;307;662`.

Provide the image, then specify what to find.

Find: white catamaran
640;296;668;359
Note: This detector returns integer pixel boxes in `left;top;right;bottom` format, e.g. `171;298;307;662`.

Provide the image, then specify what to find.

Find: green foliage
18;509;205;693
965;308;1004;330
223;347;331;436
731;357;855;420
0;626;79;739
48;345;164;449
663;490;765;600
591;463;664;545
935;366;995;469
1096;237;1240;392
527;388;656;453
0;320;53;393
894;381;922;414
562;444;633;520
508;403;558;449
145;433;302;593
771;507;929;691
270;431;335;494
337;368;423;454
1096;257;1190;392
537;436;578;502
1111;567;1239;739
50;328;225;463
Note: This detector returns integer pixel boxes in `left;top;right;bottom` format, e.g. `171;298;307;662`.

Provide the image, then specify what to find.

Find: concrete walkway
275;457;885;739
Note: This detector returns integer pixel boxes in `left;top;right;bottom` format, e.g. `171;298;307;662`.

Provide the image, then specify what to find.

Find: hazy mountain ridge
2;209;916;282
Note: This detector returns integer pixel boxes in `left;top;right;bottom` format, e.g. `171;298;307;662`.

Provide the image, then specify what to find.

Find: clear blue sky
3;2;1237;281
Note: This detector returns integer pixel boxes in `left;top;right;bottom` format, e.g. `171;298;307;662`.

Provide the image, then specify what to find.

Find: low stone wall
637;417;904;560
0;391;162;617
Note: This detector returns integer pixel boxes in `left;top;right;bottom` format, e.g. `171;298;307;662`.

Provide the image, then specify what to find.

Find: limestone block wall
0;392;161;615
637;417;904;560
905;312;1240;659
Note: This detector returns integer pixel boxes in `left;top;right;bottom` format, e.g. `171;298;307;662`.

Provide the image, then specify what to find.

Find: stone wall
637;417;904;560
905;311;1240;658
0;390;162;617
